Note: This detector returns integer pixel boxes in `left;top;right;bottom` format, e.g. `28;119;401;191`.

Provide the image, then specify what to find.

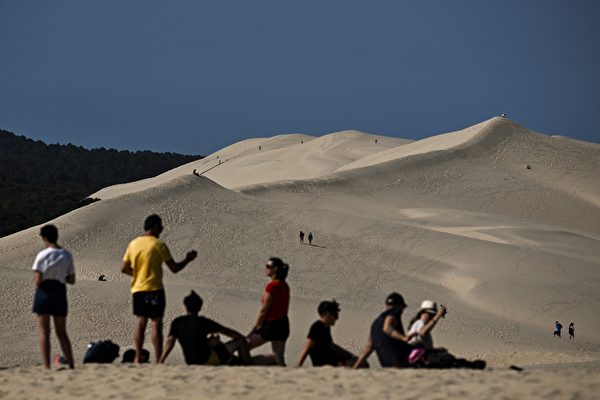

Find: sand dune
92;130;410;199
1;118;599;399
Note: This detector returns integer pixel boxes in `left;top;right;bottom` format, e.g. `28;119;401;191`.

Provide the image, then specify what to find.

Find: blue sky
1;1;599;154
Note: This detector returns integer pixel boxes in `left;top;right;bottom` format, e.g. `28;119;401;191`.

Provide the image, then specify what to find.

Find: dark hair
409;311;427;328
318;300;340;316
40;224;58;243
268;257;289;281
144;214;162;231
183;290;203;313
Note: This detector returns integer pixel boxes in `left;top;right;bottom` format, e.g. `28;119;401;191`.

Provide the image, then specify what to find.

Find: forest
0;129;202;237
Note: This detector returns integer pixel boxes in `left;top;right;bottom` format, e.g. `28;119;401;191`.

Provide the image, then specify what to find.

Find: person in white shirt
407;300;446;350
32;224;76;369
407;301;486;369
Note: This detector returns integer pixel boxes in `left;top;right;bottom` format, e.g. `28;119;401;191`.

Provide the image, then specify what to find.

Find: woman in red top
247;257;290;366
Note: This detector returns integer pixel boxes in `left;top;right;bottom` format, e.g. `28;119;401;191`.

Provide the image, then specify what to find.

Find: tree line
0;129;202;237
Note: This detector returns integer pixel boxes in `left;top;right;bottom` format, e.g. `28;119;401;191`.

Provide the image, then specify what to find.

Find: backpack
121;348;150;363
83;340;120;364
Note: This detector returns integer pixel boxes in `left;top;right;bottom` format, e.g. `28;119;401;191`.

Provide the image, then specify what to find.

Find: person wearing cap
407;300;447;350
353;292;416;368
296;300;367;368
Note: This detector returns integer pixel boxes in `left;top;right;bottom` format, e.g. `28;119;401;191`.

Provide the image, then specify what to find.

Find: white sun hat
419;300;438;315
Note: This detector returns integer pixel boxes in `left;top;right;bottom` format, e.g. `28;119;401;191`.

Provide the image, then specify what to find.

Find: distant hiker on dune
553;321;562;338
32;224;76;369
308;232;313;245
568;322;575;340
121;214;197;363
299;231;305;244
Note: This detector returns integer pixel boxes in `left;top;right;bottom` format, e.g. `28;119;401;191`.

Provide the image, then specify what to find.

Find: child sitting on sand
296;300;367;368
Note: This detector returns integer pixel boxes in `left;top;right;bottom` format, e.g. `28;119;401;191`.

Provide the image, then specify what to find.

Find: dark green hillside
0;129;202;237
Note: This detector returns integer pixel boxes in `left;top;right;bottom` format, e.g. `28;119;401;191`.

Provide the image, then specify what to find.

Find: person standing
308;232;313;246
299;231;305;244
32;224;76;369
568;322;575;340
247;257;290;366
553;321;563;338
121;214;197;363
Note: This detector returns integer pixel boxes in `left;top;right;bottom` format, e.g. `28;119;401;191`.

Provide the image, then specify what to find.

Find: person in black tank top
353;292;416;368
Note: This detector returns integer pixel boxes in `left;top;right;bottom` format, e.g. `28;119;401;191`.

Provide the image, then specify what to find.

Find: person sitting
408;300;446;348
407;300;485;369
160;291;266;365
296;300;367;368
407;300;446;365
353;292;415;368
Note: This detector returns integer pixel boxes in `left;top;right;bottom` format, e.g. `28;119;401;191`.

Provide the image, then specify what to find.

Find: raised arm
417;305;447;336
165;250;197;273
296;338;315;367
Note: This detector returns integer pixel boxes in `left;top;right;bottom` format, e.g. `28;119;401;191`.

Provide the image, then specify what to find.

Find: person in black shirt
353;292;416;368
296;300;367;368
160;291;255;365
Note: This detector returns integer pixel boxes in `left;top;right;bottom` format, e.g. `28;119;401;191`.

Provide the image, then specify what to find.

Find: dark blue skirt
32;280;68;316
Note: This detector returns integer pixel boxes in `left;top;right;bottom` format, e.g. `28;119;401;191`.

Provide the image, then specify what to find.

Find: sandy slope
1;118;599;399
2;364;600;400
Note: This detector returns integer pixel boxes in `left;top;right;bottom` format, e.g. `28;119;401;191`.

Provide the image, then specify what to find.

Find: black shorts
132;289;166;318
256;316;290;342
32;280;68;316
375;344;413;368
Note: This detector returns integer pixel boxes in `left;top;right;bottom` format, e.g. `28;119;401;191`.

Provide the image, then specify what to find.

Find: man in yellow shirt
121;214;197;363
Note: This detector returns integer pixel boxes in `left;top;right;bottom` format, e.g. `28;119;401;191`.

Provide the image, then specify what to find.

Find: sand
1;117;599;399
2;365;600;400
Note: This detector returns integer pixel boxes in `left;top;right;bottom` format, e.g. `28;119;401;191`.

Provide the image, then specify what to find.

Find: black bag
83;340;120;364
121;348;150;363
